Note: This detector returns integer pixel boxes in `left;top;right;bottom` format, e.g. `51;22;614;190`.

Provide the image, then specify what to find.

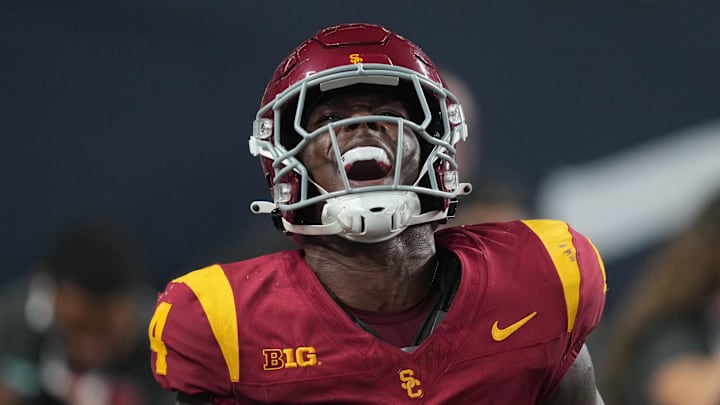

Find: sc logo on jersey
399;368;423;398
263;346;318;370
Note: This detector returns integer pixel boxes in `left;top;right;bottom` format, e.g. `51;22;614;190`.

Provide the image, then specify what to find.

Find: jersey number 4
148;301;172;375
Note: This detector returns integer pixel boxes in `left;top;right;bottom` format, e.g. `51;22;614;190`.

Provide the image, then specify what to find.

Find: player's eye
324;113;342;122
307;111;343;130
312;113;342;127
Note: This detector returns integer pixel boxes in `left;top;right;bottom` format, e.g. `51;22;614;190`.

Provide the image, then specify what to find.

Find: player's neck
302;224;437;312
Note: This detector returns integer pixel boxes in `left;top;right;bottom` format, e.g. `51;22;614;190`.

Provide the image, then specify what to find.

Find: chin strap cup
320;191;422;243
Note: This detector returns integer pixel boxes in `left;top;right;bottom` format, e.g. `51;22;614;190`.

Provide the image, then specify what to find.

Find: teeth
341;146;390;168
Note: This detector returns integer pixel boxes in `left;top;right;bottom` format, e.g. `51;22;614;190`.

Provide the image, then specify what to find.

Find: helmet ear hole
279;101;302;150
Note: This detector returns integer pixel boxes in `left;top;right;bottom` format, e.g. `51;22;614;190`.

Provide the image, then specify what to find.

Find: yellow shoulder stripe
588;240;608;294
148;301;172;375
522;220;580;333
174;264;240;382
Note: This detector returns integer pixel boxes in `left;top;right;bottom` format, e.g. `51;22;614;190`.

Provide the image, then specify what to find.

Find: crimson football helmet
249;23;471;243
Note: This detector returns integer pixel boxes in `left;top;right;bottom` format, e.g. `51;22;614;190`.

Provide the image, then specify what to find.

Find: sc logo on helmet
349;53;364;64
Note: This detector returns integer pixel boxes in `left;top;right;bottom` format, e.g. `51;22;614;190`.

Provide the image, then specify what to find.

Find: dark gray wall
3;0;719;289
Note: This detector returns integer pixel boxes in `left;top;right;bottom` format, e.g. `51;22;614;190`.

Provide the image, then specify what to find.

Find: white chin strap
321;191;421;243
275;191;445;243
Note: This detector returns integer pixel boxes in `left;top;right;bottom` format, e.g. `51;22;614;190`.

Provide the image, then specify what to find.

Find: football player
149;22;607;404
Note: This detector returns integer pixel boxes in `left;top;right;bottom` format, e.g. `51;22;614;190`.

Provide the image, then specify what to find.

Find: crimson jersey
149;220;607;404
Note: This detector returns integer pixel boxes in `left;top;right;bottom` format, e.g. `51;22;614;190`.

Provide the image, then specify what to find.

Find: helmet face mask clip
249;23;471;243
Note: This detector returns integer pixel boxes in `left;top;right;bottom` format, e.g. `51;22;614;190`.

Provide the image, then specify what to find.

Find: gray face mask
249;64;471;241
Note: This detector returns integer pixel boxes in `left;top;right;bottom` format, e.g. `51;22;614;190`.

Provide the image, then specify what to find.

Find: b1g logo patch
263;346;318;370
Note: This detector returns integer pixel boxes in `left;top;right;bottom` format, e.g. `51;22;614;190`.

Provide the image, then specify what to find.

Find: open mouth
341;146;392;181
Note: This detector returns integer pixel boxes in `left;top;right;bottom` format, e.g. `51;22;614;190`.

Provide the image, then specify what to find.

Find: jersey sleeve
148;264;239;397
521;220;607;394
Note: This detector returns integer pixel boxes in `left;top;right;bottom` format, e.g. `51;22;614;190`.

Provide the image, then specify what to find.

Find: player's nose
344;112;381;132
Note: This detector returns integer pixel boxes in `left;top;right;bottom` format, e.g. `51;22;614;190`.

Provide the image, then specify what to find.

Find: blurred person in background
601;188;720;405
440;70;530;226
0;218;174;405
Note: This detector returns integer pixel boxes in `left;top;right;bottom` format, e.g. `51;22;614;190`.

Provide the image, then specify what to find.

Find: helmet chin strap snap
320;191;422;243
